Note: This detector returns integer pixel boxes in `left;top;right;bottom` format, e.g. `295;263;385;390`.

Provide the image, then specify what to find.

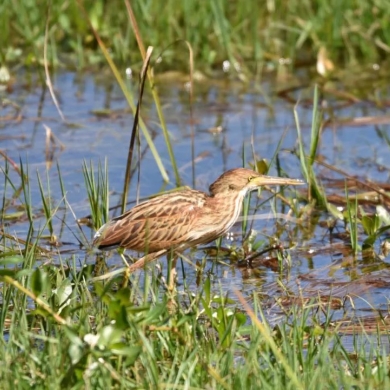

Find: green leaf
213;296;235;305
64;327;84;347
255;159;269;175
176;315;192;327
203;277;211;306
3;211;25;220
30;307;50;318
30;268;49;297
361;215;373;235
375;225;390;236
15;269;33;278
362;235;376;249
143;303;166;324
53;279;73;308
108;303;130;330
0;269;18;277
110;344;142;361
361;214;381;236
98;325;123;348
235;312;247;328
68;343;84;366
0;255;24;265
327;203;344;220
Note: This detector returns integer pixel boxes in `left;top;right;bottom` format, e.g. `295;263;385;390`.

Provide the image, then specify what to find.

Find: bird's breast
189;192;246;242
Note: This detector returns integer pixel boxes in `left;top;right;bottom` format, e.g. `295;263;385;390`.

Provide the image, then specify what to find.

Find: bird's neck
207;189;250;233
211;187;249;201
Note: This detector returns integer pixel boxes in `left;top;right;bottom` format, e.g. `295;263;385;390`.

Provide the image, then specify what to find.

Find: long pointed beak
253;175;305;187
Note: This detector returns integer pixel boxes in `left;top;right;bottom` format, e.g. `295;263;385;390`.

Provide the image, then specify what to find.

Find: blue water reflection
1;70;390;328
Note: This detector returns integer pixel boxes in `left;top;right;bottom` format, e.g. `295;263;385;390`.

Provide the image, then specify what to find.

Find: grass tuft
82;159;109;231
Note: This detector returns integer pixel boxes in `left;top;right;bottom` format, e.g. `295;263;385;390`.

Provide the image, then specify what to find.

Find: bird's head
209;168;304;197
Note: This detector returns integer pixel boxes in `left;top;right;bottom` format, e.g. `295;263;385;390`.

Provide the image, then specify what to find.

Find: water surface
2;69;390;334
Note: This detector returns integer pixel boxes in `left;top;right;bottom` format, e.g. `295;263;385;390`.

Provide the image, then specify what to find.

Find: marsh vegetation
1;1;390;388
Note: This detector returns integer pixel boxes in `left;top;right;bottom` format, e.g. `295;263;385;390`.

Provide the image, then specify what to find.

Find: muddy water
2;70;390;334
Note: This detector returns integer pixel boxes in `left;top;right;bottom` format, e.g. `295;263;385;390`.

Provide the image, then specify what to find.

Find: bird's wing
93;189;207;252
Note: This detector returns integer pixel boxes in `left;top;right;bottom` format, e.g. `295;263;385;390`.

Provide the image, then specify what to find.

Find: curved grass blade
124;0;180;185
76;0;169;183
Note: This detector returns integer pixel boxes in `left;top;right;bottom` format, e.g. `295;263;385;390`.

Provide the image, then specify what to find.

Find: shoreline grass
0;258;389;388
1;1;390;74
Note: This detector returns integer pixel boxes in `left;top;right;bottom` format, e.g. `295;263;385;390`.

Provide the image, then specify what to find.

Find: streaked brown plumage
93;168;303;267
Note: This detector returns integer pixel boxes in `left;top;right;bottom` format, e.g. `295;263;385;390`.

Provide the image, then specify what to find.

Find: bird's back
93;188;208;253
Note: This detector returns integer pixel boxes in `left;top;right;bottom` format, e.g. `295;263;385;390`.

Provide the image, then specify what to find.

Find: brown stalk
43;4;65;122
121;47;153;214
0;150;22;177
2;275;67;325
314;158;390;203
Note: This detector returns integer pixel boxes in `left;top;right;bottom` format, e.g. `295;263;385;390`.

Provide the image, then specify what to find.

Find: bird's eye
248;176;255;182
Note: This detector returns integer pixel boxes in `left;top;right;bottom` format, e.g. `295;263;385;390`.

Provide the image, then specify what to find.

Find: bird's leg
122;250;167;288
118;248;133;287
118;248;131;267
128;249;167;272
167;250;178;292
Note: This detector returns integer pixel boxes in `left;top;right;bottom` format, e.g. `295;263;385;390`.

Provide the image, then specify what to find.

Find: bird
93;168;304;280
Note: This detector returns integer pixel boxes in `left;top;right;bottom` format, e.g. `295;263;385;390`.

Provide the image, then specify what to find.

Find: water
2;69;390;332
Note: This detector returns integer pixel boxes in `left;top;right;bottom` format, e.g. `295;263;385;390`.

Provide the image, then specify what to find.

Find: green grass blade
76;0;169;183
